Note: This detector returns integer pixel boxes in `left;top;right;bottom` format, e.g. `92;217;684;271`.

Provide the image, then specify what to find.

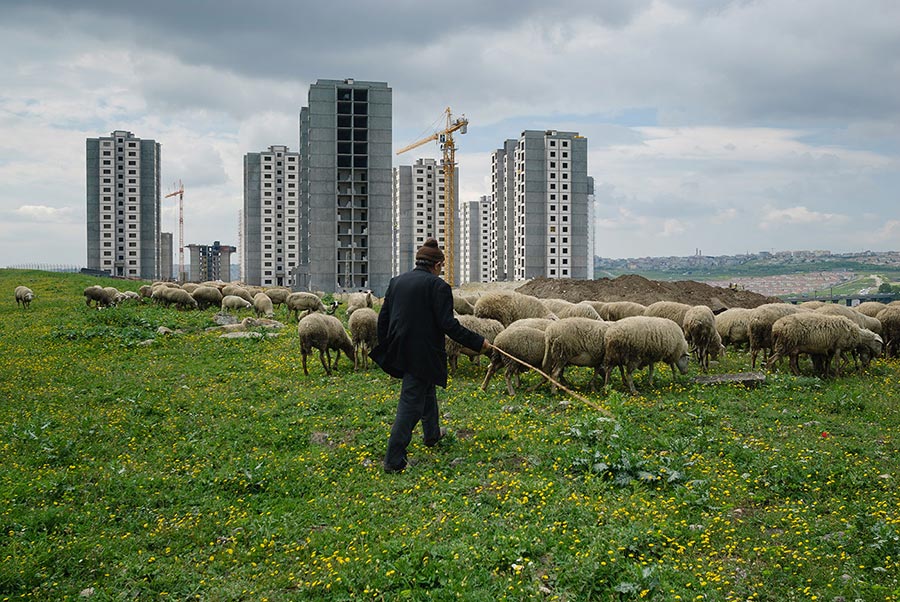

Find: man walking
371;238;491;473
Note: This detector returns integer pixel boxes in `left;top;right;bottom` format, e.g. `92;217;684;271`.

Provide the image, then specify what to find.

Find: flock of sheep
13;279;900;395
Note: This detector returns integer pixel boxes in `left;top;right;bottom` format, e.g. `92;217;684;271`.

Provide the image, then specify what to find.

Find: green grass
2;269;900;600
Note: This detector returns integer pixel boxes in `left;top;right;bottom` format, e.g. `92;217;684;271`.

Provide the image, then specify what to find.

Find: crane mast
396;107;468;287
164;180;185;281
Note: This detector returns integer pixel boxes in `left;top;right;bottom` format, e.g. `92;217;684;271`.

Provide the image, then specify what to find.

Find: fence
5;264;82;273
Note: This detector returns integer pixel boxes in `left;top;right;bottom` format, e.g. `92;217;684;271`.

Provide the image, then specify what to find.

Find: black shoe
383;460;407;474
424;427;448;448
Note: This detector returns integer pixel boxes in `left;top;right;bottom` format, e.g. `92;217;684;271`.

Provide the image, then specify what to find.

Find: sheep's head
326;300;340;315
675;353;691;375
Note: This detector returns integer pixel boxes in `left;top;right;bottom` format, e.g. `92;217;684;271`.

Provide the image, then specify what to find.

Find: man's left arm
435;282;485;352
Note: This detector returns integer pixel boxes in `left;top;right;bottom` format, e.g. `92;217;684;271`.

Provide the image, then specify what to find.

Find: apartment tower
489;139;517;281
298;78;392;294
243;145;300;287
458;195;491;284
391;158;459;278
187;241;236;282
86;130;161;279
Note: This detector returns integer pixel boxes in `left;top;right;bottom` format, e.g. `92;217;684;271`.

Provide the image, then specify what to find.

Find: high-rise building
297;78;392;294
489;139;517;281
243;145;300;287
86;130;161;279
187;241;236;282
160;232;173;280
587;176;595;280
391;158;458;278
458;195;491;284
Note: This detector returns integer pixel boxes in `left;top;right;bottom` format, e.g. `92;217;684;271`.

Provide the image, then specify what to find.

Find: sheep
286;292;338;322
644;301;693;328
597;301;646;321
296;312;354;376
555;302;602;320
855;301;887;318
192;285;224;309
119;290;142;303
253;292;275;319
505;318;555;332
715;307;752;351
481;326;547;396
582;300;607;316
876;306;900;357
222;294;252;313
603;316;691;395
816;304;882;335
14;286;34;309
541;317;610;393
541;298;573;314
798;300;826;310
748;303;805;369
683;305;724;372
474;291;557;327
445;315;504;373
222;285;253;303
161;287;198;310
452;293;475;315
348;307;378;370
84;285;117;308
264;287;292;307
138;285;153;300
346;291;373;316
767;313;881;377
182;282;201;294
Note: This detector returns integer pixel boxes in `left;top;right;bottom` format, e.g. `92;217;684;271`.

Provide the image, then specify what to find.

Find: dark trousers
384;373;440;469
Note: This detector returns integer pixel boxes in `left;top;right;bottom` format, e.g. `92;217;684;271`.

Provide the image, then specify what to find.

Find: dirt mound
516;275;779;311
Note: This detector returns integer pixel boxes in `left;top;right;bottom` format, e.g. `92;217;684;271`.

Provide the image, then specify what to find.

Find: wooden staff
489;345;617;420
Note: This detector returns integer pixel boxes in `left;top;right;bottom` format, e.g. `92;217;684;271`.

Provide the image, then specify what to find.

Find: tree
878;282;893;293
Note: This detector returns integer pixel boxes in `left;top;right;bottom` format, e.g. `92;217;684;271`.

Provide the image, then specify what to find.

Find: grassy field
2;269;900;601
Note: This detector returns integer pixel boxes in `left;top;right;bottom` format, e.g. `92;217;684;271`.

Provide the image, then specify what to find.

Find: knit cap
415;238;445;263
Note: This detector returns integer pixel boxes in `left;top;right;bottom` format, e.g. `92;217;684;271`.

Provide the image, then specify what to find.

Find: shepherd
371;238;492;474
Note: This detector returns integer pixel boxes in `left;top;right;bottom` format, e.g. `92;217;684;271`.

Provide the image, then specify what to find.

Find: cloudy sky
1;0;898;267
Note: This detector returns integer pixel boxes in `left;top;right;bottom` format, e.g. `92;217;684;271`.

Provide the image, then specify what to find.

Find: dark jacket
370;266;485;388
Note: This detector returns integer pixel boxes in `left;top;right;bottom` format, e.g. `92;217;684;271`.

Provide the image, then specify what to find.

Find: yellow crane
396;107;468;287
164;180;185;281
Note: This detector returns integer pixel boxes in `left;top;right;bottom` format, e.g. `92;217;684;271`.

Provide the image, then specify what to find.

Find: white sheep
875;306;900;357
715;307;752;350
540;298;573;314
162;287;198;310
452;293;475;315
768;313;882;377
84;285;117;308
597;301;646;321
297;312;354;376
445;314;504;373
348;307;378;370
192;285;224;309
253;292;275;319
798;300;826;310
474;291;558;327
748;303;805;369
264;287;292;307
505;318;555;332
222;284;254;303
346;291;373;316
644;301;692;327
480;326;547;396
683;305;724;372
555;302;602;320
182;282;201;294
541;317;610;393
603;316;691;395
815;304;882;335
855;301;887;318
286;292;338;322
14;286;34;309
222;294;252;313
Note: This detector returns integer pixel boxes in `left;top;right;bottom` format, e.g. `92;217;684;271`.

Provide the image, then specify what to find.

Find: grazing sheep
644;301;693;328
683;305;724;372
555;302;602;320
192;285;224;309
816;304;882;335
182;282;201;294
876;306;900;357
120;290;142;303
582;300;607;316
798;300;826;310
481;326;547;396
264;287;292;307
715;308;752;351
84;285;117;308
453;293;475;315
474;291;558;327
445;315;504;373
138;285;153;300
505;318;555;332
222;285;253;304
541;298;574;314
297;312;354;376
855;301;887;318
286;292;338;322
768;313;881;377
542;317;611;393
346;291;373;316
597;301;646;321
348;307;378;370
603;316;691;395
222;294;252;313
14;286;34;309
253;292;275;319
748;303;805;369
163;287;198;310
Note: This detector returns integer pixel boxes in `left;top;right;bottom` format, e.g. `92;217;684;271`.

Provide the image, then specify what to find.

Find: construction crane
164;180;185;281
396;107;468;287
